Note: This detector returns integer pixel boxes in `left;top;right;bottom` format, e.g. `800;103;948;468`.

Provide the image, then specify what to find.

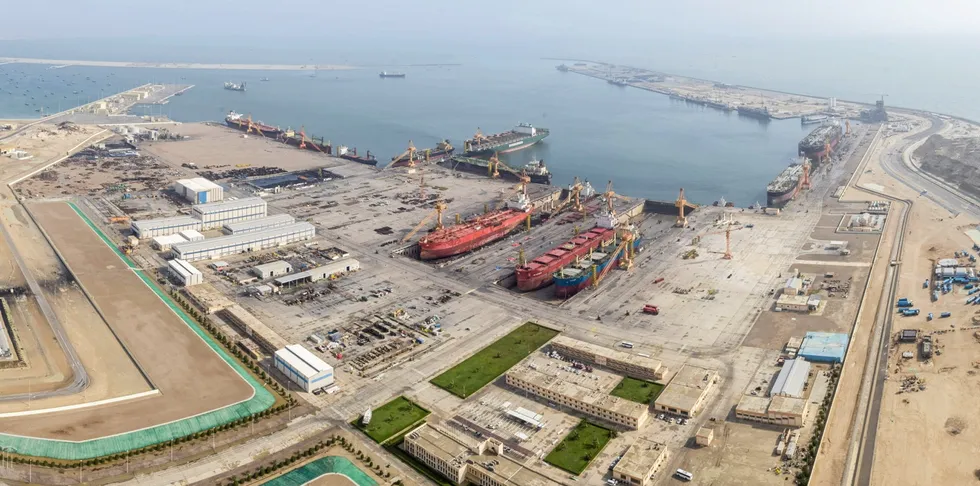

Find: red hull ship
515;226;616;291
419;209;528;260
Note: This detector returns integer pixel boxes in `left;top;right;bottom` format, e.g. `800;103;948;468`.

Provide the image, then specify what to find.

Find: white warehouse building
168;259;203;286
274;344;334;392
171;222;315;262
223;214;296;235
192;197;268;230
174;177;224;204
131;215;203;239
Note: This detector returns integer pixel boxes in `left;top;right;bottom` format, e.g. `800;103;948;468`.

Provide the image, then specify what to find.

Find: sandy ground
0;57;355;71
0;202;253;440
308;475;357;486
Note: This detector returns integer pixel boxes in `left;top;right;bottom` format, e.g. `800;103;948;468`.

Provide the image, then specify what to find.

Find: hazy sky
4;0;979;42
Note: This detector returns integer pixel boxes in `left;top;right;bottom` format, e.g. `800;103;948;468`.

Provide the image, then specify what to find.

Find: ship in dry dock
766;164;804;207
799;121;842;162
419;199;531;260
517;224;616;291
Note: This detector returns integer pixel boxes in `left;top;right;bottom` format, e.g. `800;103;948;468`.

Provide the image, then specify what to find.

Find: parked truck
897;298;913;308
900;308;920;316
940;312;952;318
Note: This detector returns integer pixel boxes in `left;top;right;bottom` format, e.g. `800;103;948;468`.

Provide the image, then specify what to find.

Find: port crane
487;152;501;178
703;214;741;259
549;177;586;216
245;115;266;137
387;140;418;169
675;188;689;227
494;170;532;210
403;200;448;242
800;156;812;190
590;229;635;289
602;180;632;215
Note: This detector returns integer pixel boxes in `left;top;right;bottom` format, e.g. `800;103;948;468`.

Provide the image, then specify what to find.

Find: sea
2;36;975;206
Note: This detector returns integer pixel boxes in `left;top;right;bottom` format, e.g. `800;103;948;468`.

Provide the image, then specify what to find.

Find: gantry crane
386;140;418;169
675;188;689;227
602;180;631;215
703;214;741;259
403;200;448;242
298;126;307;150
494;170;531;210
590;229;634;289
548;177;584;216
487;152;501;178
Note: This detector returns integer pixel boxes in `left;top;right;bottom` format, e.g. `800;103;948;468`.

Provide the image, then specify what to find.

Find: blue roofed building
798;332;849;363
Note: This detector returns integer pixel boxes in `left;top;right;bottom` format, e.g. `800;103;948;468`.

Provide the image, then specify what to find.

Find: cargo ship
439;156;552;185
279;127;332;154
608;78;629;87
552;230;643;298
225;111;283;138
418;206;530;260
799;121;842;162
766;164;804;207
736;105;771;120
516;225;616;291
224;81;246;92
379;71;406;78
337;146;378;166
801;114;829;125
389;140;454;168
463;124;549;156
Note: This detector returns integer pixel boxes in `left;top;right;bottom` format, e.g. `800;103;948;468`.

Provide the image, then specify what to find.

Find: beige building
217;304;289;354
505;365;650;429
653;365;718;417
735;395;809;428
612;437;669;486
402;423;562;486
548;335;668;381
695;427;714;446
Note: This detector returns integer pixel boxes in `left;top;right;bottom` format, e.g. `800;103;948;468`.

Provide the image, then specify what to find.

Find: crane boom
592;234;632;288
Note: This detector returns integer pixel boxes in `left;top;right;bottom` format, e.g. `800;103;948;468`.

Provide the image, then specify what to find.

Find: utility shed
222;214;296;234
252;260;293;279
900;329;918;342
273;259;360;286
274;344;334;392
174;177;223;204
168;259;203;286
771;359;810;398
798;332;849;363
131;215;202;238
191;197;267;230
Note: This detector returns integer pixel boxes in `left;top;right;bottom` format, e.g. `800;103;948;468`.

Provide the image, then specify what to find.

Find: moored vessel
799;121;842;162
766;164;804;207
279;127;332;154
379;71;406;78
440;156;552;184
552;229;643;298
389;140;454;168
337;146;378;166
736;105;770;120
463;124;549;156
516;225;616;291
224;81;246;92
224;111;283;138
419;207;530;260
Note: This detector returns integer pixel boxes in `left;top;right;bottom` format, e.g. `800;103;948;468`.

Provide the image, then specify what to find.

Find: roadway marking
793;260;871;267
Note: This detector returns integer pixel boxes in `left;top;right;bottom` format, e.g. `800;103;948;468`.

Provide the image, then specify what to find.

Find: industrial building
273;259;360;287
273;344;334;392
695;427;714;446
775;294;821;313
771;359;810;398
783;277;805;296
179;229;205;242
131;215;202;239
168;259;203;287
217;304;288;353
735;394;809;428
252;261;293;279
171;222;315;262
152;233;188;251
174;177;224;204
191;197;267;230
505;364;649;429
402;422;561;486
653;365;718;418
612;438;669;486
548;335;668;381
798;332;849;363
222;214;296;234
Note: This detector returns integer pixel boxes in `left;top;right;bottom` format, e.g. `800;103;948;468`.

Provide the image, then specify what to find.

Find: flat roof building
273;344;334;392
174;177;223;204
191;197;267;230
505;363;649;429
654;365;718;418
222;213;296;234
168;259;203;287
252;260;294;279
273;259;360;286
172;222;315;262
695;427;714;447
549;335;668;381
178;229;205;242
776;294;811;312
131;215;202;239
799;332;849;363
218;304;288;353
771;359;810;398
783;277;804;296
612;438;669;486
152;233;188;251
735;394;809;428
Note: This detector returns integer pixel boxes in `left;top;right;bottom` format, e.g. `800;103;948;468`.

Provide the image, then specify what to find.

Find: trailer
940;312;952;318
900;308;920;316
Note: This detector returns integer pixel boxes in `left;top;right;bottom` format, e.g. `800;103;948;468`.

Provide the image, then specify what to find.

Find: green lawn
355;396;430;444
610;376;665;404
544;421;614;475
430;322;559;398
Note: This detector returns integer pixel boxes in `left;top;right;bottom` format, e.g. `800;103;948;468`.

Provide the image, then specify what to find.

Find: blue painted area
198;192;207;203
798;332;849;363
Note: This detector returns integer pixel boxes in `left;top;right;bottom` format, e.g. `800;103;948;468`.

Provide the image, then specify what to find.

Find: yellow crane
800;155;812;190
704;215;741;259
493;170;531;210
386;140;418;169
487;152;501;178
590;229;634;289
403;201;448;242
675;188;688;227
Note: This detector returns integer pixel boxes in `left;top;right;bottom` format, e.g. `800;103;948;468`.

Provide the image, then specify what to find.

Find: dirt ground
308;475;357;485
0;202;253;440
0;123;107;185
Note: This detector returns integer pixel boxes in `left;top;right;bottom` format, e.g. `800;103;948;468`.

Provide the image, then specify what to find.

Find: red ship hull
419;209;528;260
515;227;615;291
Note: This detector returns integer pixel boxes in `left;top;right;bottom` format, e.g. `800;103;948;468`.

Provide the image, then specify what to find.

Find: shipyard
0;47;975;486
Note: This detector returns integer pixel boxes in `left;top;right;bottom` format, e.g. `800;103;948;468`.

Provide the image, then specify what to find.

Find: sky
3;0;980;43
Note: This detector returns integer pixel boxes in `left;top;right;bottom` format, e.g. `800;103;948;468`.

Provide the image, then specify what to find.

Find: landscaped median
544;420;614;475
430;322;559;398
354;396;430;444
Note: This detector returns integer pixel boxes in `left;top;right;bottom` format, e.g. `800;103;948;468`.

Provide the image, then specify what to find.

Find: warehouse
274;344;335;392
171;222;315;262
174;177;224;204
653;365;718;418
131;215;202;238
735;394;809;428
798;332;849;363
168;259;203;286
548;335;668;381
252;260;293;279
218;304;288;352
612;438;669;486
152;233;188;251
771;359;810;398
222;214;296;234
179;229;205;242
273;259;360;287
191;197;267;230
